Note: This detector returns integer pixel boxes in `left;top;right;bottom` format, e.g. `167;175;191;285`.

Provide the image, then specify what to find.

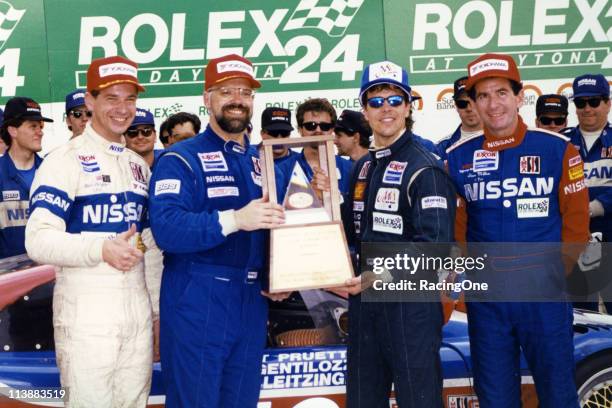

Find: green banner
384;0;612;84
33;0;383;103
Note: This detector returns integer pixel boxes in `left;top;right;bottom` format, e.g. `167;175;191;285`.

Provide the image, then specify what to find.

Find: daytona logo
464;177;553;201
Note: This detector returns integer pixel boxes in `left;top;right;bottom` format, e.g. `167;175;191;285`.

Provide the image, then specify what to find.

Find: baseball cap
128;108;155;129
4;97;53;123
572;74;610;98
465;53;521;91
204;54;261;91
87;56;145;93
65;89;86;113
536;94;568;117
261;107;293;132
453;76;468;99
335;110;370;138
359;60;412;102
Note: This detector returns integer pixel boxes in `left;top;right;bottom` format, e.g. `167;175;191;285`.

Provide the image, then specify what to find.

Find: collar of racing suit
368;128;413;162
83;123;127;156
482;115;528;151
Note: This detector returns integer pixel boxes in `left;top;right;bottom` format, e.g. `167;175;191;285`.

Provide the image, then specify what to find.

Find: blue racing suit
435;125;461;162
283;150;353;195
563;123;612;312
149;126;287;408
0;153;42;257
446;119;589;408
344;130;456;408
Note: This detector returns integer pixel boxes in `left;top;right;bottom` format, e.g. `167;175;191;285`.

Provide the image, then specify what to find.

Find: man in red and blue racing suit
446;53;590;408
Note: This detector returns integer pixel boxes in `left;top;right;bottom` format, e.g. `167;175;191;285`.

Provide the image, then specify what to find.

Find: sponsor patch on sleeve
154;179;181;195
353;181;366;201
568;165;583;181
421;196;448;209
2;190;20;201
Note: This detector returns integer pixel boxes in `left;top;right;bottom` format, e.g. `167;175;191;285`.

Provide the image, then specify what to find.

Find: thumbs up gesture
102;224;144;271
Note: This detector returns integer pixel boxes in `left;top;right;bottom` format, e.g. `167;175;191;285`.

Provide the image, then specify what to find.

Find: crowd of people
0;49;609;408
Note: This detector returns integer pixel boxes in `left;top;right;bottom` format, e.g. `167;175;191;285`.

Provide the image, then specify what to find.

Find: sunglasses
574;97;608;109
538;116;566;126
455;99;471;109
366;95;406;108
267;129;291;138
125;128;154;138
301;121;334;132
69;109;92;119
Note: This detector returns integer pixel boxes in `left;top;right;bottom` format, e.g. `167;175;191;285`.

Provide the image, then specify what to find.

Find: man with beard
148;54;288;408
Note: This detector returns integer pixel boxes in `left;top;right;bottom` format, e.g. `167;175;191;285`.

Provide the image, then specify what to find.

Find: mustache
222;103;249;114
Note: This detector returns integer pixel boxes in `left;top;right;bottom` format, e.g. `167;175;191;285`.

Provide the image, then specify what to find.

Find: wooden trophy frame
260;135;354;293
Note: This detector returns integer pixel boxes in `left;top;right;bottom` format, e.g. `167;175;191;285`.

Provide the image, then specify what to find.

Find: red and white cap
87;56;145;93
204;54;261;90
465;53;521;91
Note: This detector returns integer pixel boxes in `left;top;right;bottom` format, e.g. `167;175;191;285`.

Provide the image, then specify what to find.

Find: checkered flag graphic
284;0;364;37
0;1;24;51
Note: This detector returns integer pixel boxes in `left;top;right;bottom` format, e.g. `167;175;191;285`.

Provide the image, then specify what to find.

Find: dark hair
1;118;26;148
468;79;523;100
363;84;414;131
89;89;100;98
357;117;372;148
296;98;337;127
166;112;201;135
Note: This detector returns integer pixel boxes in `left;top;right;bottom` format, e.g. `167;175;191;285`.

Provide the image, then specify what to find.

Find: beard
216;103;252;134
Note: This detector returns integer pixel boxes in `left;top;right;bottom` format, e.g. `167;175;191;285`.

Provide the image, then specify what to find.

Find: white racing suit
25;124;162;408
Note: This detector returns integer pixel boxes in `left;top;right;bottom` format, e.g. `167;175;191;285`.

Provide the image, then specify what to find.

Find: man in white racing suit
25;55;162;408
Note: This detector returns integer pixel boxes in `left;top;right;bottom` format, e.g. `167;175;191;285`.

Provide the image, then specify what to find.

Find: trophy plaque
260;135;354;293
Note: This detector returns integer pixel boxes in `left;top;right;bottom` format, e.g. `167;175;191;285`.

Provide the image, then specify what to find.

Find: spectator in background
0;109;5;155
159;119;170;148
0;97;53;258
436;76;483;161
0;97;54;352
334;109;370;162
563;74;612;313
292;98;352;194
259;107;296;163
125;108;161;168
535;94;568;133
166;111;201;146
64;89;90;139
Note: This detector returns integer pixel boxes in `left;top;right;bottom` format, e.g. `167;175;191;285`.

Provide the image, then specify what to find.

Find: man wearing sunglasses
340;60;456;407
259;107;296;162
562;74;612;313
292;98;352;195
125;108;161;168
436;76;483;162
64;89;91;139
535;94;568;133
445;53;589;407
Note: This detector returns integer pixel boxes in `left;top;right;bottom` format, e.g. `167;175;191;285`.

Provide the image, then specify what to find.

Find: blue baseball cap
359;60;411;103
572;74;610;98
65;89;86;113
129;108;155;129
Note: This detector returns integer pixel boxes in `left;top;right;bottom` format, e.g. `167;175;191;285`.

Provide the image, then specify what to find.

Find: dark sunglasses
455;99;471;109
125;128;154;138
69;109;92;119
539;116;566;126
267;129;291;138
366;95;405;108
574;97;608;109
302;121;334;132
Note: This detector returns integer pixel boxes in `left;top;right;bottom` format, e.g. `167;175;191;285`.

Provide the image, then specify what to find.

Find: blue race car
0;256;611;407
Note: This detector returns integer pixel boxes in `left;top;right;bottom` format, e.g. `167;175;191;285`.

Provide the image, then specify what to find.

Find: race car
0;255;611;408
